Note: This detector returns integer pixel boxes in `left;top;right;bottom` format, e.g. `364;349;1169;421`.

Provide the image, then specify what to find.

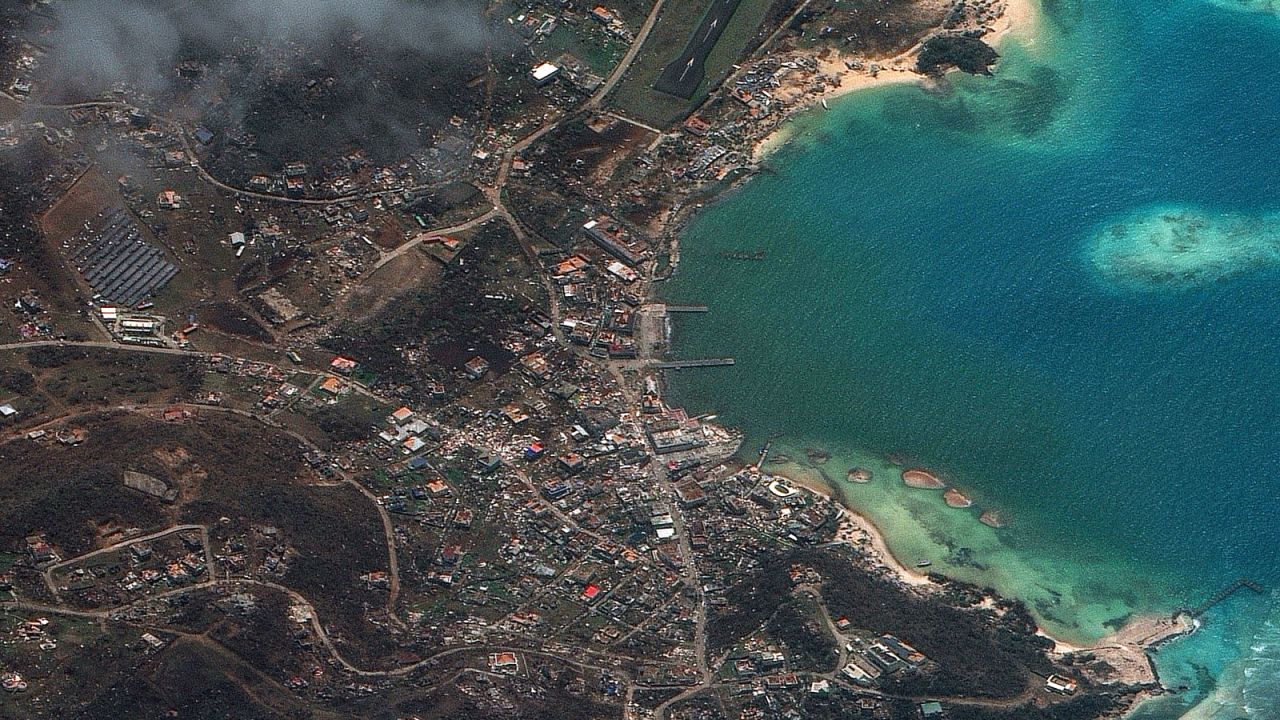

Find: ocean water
662;0;1280;716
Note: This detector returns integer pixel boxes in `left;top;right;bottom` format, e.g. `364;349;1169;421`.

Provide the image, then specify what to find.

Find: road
363;206;499;276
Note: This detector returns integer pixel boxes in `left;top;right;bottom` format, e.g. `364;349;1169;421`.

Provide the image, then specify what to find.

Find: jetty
719;250;766;261
1184;577;1264;618
649;358;735;369
664;305;709;313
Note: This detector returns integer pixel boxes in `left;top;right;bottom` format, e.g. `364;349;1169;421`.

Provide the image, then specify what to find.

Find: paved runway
653;0;745;99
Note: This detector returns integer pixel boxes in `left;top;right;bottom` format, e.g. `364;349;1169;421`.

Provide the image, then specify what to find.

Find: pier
1184;577;1264;618
649;358;735;369
664;305;709;313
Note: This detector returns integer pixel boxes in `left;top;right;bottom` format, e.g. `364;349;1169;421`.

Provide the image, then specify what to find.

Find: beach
769;463;1192;691
663;0;1280;713
779;469;935;588
752;0;1040;162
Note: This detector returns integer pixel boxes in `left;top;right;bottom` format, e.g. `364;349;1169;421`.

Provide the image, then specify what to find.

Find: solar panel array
72;209;178;307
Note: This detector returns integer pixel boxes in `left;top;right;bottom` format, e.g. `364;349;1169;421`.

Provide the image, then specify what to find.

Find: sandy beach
751;0;1040;163
766;461;1190;686
1048;614;1196;686
778;470;935;587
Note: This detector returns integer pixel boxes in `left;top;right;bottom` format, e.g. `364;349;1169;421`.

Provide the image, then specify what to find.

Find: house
1045;675;1078;695
157;190;182;209
519;352;552;384
582;583;602;602
683;115;712;136
330;356;358;374
389;407;415;425
318;377;344;395
463;356;489;380
476;453;502;474
193;127;215;145
919;701;945;718
558;453;586;474
229;232;246;248
0;404;16;419
531;62;560;86
502;403;530;425
439;544;462;566
524;441;546;461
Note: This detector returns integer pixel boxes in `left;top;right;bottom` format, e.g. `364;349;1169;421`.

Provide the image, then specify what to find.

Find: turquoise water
664;0;1280;716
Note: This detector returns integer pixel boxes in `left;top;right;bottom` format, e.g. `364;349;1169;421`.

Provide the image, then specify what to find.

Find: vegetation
711;547;1057;699
917;35;1000;76
766;598;837;672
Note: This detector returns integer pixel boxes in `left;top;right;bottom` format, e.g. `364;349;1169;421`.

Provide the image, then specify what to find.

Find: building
1045;675;1078;694
531;62;560;86
582;219;642;267
919;701;945;718
330;356;358;374
463;356;490;380
489;651;520;674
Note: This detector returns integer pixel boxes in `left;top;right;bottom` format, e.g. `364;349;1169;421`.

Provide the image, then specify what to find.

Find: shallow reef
1086;205;1280;290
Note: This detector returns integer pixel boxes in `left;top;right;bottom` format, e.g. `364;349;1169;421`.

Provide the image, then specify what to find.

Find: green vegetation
766;596;837;672
711;547;1058;700
917;35;1001;76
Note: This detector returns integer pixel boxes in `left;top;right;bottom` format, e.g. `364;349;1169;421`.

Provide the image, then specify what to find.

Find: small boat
821;98;829;110
915;561;932;568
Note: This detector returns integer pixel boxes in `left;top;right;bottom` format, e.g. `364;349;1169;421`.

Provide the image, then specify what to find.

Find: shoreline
772;465;1192;688
751;0;1040;163
780;469;935;588
650;0;1194;708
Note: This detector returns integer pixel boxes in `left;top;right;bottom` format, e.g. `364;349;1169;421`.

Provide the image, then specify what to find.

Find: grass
607;0;785;127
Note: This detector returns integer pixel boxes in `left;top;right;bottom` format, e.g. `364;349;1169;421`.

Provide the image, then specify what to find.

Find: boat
821;98;829;110
915;560;932;568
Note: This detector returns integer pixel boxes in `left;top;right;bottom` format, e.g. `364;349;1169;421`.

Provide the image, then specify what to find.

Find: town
0;1;1167;719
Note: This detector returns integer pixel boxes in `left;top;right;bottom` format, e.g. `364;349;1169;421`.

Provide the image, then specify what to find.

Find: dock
1184;577;1264;618
664;305;709;313
649;358;735;370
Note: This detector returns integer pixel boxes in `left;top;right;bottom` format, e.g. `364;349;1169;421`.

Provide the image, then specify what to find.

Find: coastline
751;0;1040;163
781;469;934;588
771;464;1192;689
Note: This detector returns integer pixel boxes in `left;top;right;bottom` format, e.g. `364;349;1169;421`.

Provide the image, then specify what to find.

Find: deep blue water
665;0;1280;715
